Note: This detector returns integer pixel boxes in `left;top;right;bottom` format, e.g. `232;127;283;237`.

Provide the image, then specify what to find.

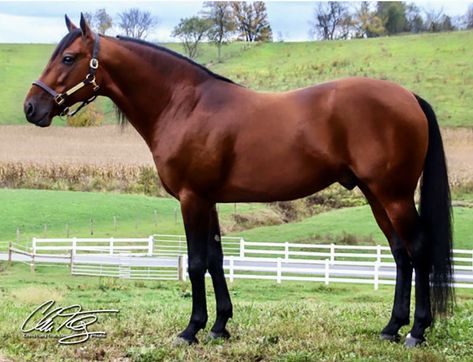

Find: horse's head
24;14;101;127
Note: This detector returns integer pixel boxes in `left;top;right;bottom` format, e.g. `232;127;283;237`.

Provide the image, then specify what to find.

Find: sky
0;0;471;43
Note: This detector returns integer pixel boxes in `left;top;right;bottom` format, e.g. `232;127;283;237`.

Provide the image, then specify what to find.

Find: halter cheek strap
32;32;101;117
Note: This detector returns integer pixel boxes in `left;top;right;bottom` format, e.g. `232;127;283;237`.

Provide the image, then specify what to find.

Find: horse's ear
65;14;78;32
80;12;92;38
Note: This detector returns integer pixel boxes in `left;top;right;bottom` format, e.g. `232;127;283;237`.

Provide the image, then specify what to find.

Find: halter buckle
90;58;99;69
54;94;65;106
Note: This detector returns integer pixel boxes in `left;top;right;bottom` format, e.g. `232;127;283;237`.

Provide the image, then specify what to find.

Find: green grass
0;262;472;361
236;205;473;250
0;188;268;244
1;31;472;126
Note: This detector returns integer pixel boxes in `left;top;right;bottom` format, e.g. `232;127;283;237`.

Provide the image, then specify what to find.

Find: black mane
116;35;238;85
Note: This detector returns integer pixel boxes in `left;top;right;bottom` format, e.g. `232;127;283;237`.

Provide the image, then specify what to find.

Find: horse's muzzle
24;96;53;127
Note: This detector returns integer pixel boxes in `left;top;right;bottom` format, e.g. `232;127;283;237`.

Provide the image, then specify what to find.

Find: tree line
84;2;473;61
311;2;473;40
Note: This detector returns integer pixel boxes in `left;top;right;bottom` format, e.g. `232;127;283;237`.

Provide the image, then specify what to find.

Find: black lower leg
177;196;210;344
381;236;413;340
406;229;432;347
207;207;233;339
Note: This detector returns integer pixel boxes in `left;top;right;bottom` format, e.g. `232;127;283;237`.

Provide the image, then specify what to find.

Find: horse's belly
215;156;337;202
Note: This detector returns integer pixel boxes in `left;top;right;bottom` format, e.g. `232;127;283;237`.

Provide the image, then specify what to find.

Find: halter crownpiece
32;32;101;117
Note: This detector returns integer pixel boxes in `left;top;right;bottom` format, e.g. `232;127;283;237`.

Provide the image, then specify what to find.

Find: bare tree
231;1;272;42
353;2;384;38
310;2;352;40
424;7;454;32
465;4;473;29
82;12;94;29
202;2;235;61
172;16;212;59
118;8;158;39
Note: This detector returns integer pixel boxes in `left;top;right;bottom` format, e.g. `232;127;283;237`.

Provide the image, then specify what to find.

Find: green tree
202;2;235;62
95;8;113;35
172;16;212;59
376;2;408;35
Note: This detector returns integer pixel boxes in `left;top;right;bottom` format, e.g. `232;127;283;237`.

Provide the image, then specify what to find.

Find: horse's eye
62;55;75;65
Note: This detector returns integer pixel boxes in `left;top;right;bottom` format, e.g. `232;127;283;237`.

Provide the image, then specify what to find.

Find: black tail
415;94;454;318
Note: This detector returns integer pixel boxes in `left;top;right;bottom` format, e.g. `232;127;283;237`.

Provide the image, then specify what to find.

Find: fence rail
3;235;473;289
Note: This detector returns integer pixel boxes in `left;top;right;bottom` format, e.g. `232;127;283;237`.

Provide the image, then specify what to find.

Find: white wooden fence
5;235;473;289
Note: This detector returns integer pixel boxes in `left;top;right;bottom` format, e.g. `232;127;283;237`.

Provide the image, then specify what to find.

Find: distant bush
66;104;104;127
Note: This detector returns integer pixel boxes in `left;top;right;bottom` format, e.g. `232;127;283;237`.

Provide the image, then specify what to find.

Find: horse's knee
188;258;206;278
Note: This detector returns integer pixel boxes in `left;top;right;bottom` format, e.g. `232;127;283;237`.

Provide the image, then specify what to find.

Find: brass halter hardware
32;32;101;117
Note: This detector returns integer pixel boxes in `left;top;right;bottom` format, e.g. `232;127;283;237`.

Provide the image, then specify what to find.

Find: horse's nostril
26;102;35;117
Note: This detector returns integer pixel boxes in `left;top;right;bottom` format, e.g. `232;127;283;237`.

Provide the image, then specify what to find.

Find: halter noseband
32;32;101;117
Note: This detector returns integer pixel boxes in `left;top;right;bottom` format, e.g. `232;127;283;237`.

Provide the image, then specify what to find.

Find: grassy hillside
1;189;472;250
1;31;472;126
236;205;473;250
0;189;270;243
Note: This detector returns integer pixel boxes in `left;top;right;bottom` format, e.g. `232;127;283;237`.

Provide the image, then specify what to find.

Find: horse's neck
99;38;206;146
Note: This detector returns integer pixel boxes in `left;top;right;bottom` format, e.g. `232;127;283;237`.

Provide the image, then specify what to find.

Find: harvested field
0;125;152;166
0;125;471;182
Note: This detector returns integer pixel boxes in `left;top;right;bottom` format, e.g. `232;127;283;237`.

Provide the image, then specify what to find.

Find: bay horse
24;15;453;347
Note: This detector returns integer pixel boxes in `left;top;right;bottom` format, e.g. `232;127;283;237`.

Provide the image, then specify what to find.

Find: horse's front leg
175;192;211;345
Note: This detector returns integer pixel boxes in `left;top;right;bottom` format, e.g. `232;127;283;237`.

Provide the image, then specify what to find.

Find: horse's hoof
207;329;231;341
404;333;424;348
380;333;401;343
172;335;198;347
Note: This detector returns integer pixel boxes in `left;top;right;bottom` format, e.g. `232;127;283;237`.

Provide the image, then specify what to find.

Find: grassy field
0;189;276;244
1;188;472;250
1;31;472;126
0;262;472;361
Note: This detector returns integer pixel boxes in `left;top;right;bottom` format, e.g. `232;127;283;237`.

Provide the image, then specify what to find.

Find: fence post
330;243;335;264
72;237;77;256
8;241;12;264
277;258;282;284
148;236;153;256
32;237;37;255
324;259;330;285
284;242;289;261
178;255;184;281
110;237;114;255
30;253;35;273
376;244;381;263
374;261;380;291
229;256;234;283
183;254;187;281
239;238;245;258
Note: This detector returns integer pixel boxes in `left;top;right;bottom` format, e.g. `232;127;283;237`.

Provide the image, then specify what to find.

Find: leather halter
32;32;101;117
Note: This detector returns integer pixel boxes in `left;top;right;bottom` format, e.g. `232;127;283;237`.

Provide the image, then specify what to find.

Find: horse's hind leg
360;185;413;342
382;197;432;347
206;206;233;340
